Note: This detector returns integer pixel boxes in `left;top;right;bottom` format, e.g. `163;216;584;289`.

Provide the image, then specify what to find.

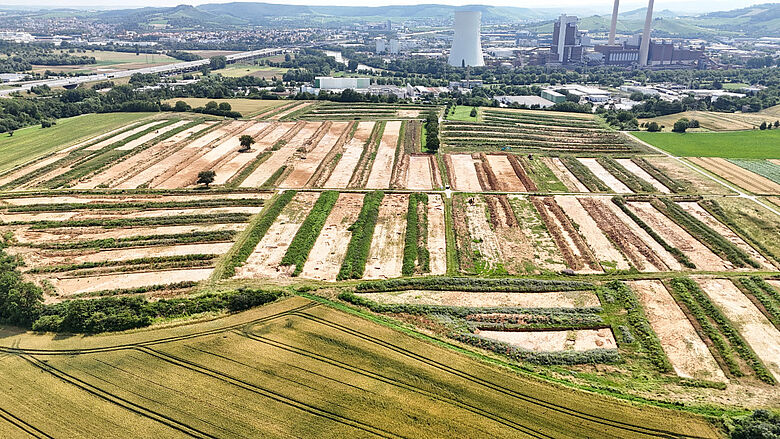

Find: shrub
338;191;384;280
672;118;689;133
401;193;429;276
197;170;216;187
280;191;339;276
354;277;594;293
646;122;660;132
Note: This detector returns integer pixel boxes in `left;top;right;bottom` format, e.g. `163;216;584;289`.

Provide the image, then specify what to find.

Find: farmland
633;130;780;159
2;104;780;434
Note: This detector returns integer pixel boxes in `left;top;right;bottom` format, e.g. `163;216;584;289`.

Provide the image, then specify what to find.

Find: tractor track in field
283;309;715;439
0;406;53;439
235;330;547;438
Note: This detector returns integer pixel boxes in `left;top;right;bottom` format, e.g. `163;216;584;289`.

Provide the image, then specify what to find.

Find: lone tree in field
238;134;255;152
197;170;216;187
646;121;661;132
470;107;477;118
672;118;690;133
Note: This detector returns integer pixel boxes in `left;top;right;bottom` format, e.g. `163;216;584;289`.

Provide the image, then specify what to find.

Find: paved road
0;48;283;97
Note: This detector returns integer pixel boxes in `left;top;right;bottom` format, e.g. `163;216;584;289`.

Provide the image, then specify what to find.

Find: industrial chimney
638;0;654;66
448;11;485;67
608;0;619;45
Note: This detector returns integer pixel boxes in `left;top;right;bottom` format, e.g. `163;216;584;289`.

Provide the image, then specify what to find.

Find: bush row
354;276;594;293
22;213;252;230
280;191;339;276
32;230;236;250
737;277;780;328
444;121;608;137
559;157;611;192
27;253;217;274
401;193;429;276
337;191;384;280
452;332;621;365
630;157;686;193
699;199;779;264
466;312;603;327
655;199;759;268
71;281;198;298
596;157;656;193
221;190;296;278
670;278;775;384
612;197;695;268
32;288;285;333
260;165;287;189
606;280;673;372
5;198;264;213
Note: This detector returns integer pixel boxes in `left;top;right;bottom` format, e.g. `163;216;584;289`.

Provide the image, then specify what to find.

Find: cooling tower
448;11;484;67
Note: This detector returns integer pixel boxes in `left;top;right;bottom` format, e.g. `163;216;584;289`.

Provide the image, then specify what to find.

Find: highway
0;48;284;97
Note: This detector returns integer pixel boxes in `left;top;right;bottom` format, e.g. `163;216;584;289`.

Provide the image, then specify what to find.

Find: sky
0;0;770;14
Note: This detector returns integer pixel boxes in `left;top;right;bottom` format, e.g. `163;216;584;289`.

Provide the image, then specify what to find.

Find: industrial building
448;11;485;67
314;77;371;90
550;15;583;65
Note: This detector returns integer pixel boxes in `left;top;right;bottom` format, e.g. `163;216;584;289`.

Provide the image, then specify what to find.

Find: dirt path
239;122;322;188
46;268;213;296
485;155;526;191
300;193;364;281
85;120;168;151
615;159;671;193
323;122;375;188
406;155;434;190
363;194;408;279
627;201;727;271
365;121;403;189
544;157;589;192
555;196;630;270
448;154;482;192
280;122;349;188
478;328;616;352
629;280;726;382
427;194;447;275
362;290;600;308
235;192;318;278
577;158;632;193
678;202;774;270
697;278;780;381
689;157;780;194
19;242;233;267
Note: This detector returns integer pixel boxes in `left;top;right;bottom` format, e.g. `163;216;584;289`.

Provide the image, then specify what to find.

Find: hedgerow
337;191;384;280
30;230;236;250
71;281;198;298
401;193;429;276
736;277;780;328
670;278;775;384
4;198;264;213
452;332;621;365
280;191;339;276
22;212;252;229
631;157;686;193
559;157;611;192
596;157;656;193
354;277;594;293
655;199;759;268
260;165;287;189
612;197;695;268
27;253;217;274
606;280;672;372
221;190;296;278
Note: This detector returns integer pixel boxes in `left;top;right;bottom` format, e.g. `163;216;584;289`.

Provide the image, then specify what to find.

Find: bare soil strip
363;194;408;279
478;328;616;351
464;196;503;270
678;202;774;270
697;278;780;381
507;196;566;273
210;122;291;185
545;157;590;192
485;155;527;191
236;192;318;278
615;159;671;193
427;194;447;275
629;280;727;382
19;242;233;267
554;196;631;270
280;122;350;188
85;120;168;151
406;155;434;190
365;121;403;189
46;268;213;296
323;122;375;188
269;101;310;120
448;154;483;192
300;193;364;281
361;290;600;308
577;158;632;193
486;195;536;274
115;120;189;151
627;201;727;271
239;122;322;188
690;157;780;194
13;223;246;244
531;197;601;273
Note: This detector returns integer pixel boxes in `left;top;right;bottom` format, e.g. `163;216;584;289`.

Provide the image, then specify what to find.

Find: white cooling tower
448;11;485;67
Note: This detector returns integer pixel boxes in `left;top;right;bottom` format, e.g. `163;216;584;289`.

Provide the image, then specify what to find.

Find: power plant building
448;11;485;67
550;15;583;65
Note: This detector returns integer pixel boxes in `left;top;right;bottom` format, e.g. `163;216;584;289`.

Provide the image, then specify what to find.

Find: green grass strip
337;190;384;280
5;198;264;212
22;213;251;230
28;254;216;274
280;191;339;276
597;156;656;193
631;157;687;193
220;190;296;278
737;277;780;329
29;230;236;250
559;157;611;192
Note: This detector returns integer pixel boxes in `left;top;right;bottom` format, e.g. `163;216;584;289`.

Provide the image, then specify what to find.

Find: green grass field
447;106;479;122
0;112;152;173
163;98;286;117
633;130;780;158
0;296;721;438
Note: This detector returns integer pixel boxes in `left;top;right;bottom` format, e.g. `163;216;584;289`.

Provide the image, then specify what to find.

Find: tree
672;118;690;133
347;59;358;72
174;101;191;112
218;102;232;111
197;170;216;187
7;130;12;137
646;121;661;132
238;134;255;152
209;55;227;70
730;409;780;439
688;119;700;129
205;101;218;110
470;107;477;118
760;121;768;130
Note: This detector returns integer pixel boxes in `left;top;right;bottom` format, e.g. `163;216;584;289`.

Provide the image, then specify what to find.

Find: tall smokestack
638;0;654;66
608;0;619;45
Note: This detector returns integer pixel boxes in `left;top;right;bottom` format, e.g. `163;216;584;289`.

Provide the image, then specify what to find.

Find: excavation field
359;290;600;308
478;328;616;351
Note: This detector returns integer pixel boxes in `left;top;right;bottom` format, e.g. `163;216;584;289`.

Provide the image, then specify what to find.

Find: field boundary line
0;405;52;439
